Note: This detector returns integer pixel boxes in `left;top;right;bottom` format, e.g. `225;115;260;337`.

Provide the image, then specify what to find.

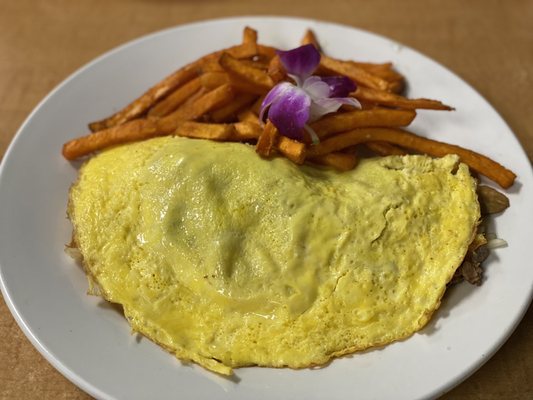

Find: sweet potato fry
300;29;321;51
219;53;274;95
251;95;266;115
63;118;176;160
257;44;277;59
220;43;259;59
256;120;279;157
240;59;269;71
200;42;263;74
352;62;405;90
277;136;306;164
200;58;225;73
164;84;234;124
386;79;405;95
210;93;257;122
175;121;234;140
243;26;258;45
87;42;258;132
147;77;201;117
232;121;262;140
176;121;261;142
199;43;259;65
310;152;358;171
201;70;271;95
309;109;416;138
366;141;407;156
352;61;394;71
234;42;259;59
241;27;259;56
306;127;516;188
180;87;208;107
237;109;260;124
200;72;230;89
267;55;286;83
88;64;199;132
353;86;453;110
320;55;391;92
229;76;273;95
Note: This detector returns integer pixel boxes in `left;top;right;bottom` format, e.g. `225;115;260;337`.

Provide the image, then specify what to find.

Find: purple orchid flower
260;44;361;142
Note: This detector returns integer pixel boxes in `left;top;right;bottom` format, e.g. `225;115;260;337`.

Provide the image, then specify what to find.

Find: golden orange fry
237;108;260;124
243;26;258;45
88;65;198;132
310;152;358;171
300;29;321;51
164;84;234;124
320;55;391;92
307;127;516;188
239;58;269;70
257;44;277;59
250;95;266;115
87;43;258;132
64;85;236;160
366;141;407;156
200;72;230;89
147;77;202;117
200;58;225;73
210;93;258;123
353;86;453;110
219;52;274;95
63;118;176;160
175;121;262;142
277;136;306;164
175;121;234;140
201;70;272;95
256;120;279;157
232;121;262;140
267;54;286;84
310;108;416;138
351;62;405;93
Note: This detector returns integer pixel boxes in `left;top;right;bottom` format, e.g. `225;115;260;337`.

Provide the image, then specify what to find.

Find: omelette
67;136;480;375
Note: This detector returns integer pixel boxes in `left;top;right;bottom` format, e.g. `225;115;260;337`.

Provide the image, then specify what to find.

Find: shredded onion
486;238;508;249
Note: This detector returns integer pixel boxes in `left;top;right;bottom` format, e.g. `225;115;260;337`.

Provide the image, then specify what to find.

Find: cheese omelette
68;136;480;375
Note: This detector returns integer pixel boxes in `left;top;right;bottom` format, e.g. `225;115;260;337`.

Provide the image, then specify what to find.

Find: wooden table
1;1;531;398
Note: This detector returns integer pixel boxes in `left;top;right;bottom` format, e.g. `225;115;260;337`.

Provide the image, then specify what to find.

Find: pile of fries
62;27;515;189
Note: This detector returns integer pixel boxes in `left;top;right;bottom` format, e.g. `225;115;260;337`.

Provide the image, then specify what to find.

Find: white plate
1;16;532;400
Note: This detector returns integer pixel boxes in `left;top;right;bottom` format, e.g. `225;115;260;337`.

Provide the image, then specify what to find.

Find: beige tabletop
1;0;532;398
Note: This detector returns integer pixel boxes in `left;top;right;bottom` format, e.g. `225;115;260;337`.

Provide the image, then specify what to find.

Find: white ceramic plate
1;16;532;400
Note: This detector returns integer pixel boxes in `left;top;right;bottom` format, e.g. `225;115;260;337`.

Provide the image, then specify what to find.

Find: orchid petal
308;96;361;122
308;97;346;122
331;96;362;109
304;125;320;145
260;45;361;141
259;82;293;122
302;76;331;101
277;44;320;80
268;84;311;140
304;75;361;121
320;76;357;97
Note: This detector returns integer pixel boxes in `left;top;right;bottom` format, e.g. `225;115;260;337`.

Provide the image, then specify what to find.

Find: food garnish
259;44;360;142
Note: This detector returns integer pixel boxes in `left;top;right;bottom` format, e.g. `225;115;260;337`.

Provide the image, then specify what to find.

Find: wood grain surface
0;0;531;399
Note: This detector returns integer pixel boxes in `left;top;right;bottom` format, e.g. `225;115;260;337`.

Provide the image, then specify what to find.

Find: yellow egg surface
68;136;480;375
